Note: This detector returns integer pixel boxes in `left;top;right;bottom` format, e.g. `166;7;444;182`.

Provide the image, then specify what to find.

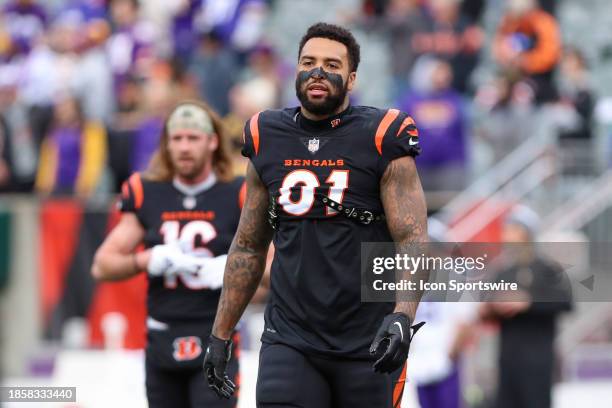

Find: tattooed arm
380;156;428;321
212;163;273;340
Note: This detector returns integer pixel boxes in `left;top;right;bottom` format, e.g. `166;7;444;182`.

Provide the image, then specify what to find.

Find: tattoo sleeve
380;156;428;321
212;163;273;339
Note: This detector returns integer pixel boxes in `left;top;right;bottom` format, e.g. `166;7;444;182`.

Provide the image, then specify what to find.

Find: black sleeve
118;173;144;215
240;112;268;183
119;181;136;213
241;114;258;159
382;111;421;161
376;110;421;176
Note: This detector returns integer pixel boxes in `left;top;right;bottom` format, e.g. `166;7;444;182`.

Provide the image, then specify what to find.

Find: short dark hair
298;23;361;73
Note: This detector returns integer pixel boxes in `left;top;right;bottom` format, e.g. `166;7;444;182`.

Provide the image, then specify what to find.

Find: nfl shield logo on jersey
308;138;320;153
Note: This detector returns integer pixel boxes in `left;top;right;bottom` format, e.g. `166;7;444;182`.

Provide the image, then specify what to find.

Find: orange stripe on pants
392;362;407;408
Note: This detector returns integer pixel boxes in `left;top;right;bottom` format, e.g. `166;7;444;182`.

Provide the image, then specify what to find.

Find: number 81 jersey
119;173;245;323
242;106;421;358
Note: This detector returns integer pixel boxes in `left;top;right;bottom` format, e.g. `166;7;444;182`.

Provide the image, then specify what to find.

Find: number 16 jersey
119;173;245;324
242;105;420;359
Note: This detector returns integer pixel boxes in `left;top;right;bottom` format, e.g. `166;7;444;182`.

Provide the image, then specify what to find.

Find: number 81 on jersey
278;169;349;216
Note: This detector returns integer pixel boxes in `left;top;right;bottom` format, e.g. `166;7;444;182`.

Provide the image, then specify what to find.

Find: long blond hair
143;100;234;183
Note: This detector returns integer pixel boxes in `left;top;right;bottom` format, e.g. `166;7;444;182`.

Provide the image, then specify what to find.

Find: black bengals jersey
119;173;245;323
242;105;420;359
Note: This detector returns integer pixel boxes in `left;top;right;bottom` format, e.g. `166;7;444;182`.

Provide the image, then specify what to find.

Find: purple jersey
2;1;47;55
172;0;201;60
131;116;163;173
399;90;466;168
51;126;81;190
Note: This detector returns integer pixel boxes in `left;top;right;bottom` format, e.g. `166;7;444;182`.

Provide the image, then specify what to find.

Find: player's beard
295;70;349;117
173;155;207;181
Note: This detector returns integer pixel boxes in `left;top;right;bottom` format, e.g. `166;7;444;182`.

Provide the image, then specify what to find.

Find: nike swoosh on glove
147;243;200;277
369;312;425;374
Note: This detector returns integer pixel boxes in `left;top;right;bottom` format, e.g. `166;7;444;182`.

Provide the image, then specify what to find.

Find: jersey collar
172;172;217;196
295;105;351;132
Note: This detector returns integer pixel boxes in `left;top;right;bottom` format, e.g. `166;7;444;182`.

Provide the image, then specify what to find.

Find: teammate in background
204;23;428;407
480;206;572;408
92;101;244;408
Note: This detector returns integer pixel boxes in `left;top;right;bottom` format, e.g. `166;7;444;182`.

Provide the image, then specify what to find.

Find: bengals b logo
173;336;202;361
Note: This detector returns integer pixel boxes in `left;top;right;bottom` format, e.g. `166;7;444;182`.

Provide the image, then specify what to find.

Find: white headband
167;103;214;135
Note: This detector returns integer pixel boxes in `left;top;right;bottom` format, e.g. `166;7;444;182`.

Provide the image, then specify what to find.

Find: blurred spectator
412;0;484;94
473;74;535;164
361;0;387;17
171;0;202;65
0;107;14;192
556;47;594;140
224;77;277;176
129;68;174;173
188;31;239;116
106;0;157;91
384;0;430;101
63;0;108;21
111;75;143;131
1;0;48;59
347;0;429;100
538;0;556;15
73;18;114;124
167;55;200;102
399;57;468;191
106;61;192;190
240;43;284;105
106;74;141;191
196;0;268;54
493;0;561;103
0;64;37;192
35;94;107;196
20;12;83;149
460;0;485;24
223;49;278;175
480;206;572;408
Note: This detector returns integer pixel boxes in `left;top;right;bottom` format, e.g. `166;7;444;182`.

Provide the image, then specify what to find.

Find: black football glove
369;312;425;374
203;334;236;399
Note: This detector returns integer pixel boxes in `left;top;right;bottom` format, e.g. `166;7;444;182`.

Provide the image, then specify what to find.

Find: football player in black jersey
204;23;428;407
92;101;244;408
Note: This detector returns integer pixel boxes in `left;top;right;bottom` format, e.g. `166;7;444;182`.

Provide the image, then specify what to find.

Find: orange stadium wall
39;199;147;349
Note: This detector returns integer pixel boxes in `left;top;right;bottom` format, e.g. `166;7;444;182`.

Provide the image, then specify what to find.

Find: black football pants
145;348;239;408
256;342;407;408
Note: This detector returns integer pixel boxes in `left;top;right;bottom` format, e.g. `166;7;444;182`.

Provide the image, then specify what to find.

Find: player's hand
203;335;236;399
193;255;227;290
147;243;200;277
369;312;425;374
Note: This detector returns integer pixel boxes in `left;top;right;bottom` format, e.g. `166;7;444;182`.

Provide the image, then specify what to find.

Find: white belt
146;317;169;331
